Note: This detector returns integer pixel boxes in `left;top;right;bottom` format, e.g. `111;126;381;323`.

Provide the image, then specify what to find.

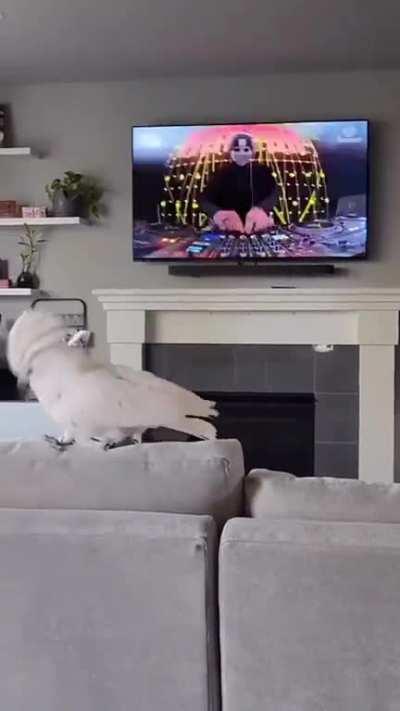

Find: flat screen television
132;120;369;262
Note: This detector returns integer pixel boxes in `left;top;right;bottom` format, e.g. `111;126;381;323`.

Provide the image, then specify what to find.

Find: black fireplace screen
199;392;315;477
145;391;315;477
0;368;18;401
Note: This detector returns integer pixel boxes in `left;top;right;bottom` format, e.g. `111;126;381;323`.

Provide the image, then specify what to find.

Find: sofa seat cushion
246;468;400;523
220;517;400;711
0;509;219;711
0;439;244;527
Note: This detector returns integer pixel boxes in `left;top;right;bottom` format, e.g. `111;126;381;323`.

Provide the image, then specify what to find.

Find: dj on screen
200;133;278;234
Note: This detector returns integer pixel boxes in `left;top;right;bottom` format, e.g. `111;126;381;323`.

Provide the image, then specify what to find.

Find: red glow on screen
177;124;315;158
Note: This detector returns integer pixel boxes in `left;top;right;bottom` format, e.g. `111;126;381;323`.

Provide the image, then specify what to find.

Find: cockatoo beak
13;359;32;391
16;375;30;399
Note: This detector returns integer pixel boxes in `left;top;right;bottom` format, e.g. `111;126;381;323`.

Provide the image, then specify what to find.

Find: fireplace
94;287;400;483
198;392;315;476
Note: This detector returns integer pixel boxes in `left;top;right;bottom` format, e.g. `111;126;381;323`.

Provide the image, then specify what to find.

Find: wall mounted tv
132;120;369;262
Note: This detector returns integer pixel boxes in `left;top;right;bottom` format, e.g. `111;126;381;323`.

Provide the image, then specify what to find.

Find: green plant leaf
44;171;103;219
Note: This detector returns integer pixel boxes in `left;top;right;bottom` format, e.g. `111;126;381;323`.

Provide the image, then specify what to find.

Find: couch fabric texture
3;440;400;710
0;438;244;528
0;508;219;711
246;467;400;523
220;516;400;711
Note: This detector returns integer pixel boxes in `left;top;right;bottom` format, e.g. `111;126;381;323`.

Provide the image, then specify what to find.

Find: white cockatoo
7;309;218;449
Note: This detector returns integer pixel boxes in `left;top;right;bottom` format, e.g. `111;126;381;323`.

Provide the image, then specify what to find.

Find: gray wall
0;70;399;359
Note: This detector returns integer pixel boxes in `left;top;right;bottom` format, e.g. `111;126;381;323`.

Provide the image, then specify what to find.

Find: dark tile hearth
315;443;358;480
315;346;359;393
265;346;314;394
315;393;359;443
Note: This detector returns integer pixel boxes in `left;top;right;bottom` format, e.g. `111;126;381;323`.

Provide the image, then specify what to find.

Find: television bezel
131;118;370;263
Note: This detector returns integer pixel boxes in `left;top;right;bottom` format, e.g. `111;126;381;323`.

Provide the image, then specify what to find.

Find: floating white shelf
0;147;33;156
0;217;81;226
0;288;39;297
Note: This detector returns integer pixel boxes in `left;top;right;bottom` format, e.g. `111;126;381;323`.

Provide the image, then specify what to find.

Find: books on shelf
0;260;10;287
0;201;48;218
0;200;18;217
0;259;8;278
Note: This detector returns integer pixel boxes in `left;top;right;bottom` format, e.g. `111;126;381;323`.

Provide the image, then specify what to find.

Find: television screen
132;120;369;261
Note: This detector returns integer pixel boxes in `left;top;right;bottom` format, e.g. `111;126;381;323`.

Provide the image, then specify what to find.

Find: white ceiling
1;0;399;83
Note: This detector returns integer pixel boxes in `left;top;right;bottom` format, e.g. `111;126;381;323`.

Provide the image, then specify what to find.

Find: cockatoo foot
44;434;75;452
103;436;139;451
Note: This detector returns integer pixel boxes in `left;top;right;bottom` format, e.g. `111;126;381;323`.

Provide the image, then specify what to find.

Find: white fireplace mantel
94;288;400;484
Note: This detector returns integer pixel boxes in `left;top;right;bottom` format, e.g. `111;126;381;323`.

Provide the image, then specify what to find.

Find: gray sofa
1;439;400;711
0;438;243;711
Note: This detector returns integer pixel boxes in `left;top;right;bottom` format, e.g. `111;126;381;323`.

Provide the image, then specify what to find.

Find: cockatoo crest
7;309;66;381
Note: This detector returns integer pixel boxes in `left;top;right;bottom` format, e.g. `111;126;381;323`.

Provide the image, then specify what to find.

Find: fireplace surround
94;288;400;483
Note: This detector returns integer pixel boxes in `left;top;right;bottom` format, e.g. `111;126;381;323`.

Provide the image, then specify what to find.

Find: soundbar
168;263;337;277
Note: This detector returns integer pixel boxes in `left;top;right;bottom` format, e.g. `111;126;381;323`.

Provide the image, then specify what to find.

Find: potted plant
16;224;45;288
45;171;103;220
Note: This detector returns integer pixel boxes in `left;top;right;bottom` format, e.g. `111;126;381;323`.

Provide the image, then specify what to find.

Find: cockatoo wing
113;365;218;418
52;366;217;439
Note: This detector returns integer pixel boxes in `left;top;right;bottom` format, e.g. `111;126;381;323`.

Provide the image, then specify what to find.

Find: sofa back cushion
246;468;400;523
0;439;244;528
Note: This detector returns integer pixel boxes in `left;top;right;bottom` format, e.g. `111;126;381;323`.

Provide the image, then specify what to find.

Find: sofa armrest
219;517;400;711
0;509;219;711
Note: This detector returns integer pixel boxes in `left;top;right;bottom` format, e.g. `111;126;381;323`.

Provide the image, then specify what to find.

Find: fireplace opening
199;392;315;477
0;368;18;401
144;391;315;477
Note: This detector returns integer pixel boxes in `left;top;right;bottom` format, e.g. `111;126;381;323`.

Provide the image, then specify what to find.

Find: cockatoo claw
44;434;75;452
103;436;139;451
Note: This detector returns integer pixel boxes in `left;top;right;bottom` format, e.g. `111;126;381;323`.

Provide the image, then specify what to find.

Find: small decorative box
21;206;47;218
21;207;35;218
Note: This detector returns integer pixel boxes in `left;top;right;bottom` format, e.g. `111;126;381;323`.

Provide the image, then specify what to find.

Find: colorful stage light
161;124;329;227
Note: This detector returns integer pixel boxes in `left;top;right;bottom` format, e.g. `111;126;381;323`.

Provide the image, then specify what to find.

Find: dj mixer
134;216;367;260
185;216;367;259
